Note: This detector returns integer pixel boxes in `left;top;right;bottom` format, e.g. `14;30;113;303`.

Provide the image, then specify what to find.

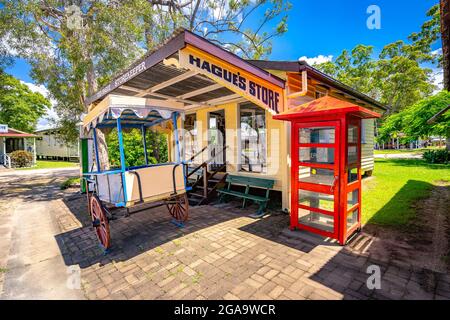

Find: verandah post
141;124;148;165
117;118;128;204
172;112;181;163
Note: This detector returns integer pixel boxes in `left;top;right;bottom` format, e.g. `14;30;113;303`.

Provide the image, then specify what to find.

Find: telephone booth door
342;116;363;244
292;121;341;240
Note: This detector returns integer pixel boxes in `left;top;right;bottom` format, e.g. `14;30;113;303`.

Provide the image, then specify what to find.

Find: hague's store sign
179;45;284;113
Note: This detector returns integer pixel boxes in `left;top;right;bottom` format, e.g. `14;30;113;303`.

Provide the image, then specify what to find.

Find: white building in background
35;128;80;161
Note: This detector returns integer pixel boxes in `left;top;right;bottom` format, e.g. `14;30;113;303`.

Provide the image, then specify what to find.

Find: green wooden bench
217;175;275;217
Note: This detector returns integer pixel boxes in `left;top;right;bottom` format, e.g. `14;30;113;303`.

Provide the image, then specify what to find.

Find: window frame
238;102;268;173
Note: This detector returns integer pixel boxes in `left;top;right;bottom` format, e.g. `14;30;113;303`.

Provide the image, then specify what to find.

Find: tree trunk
86;63;97;102
95;128;110;171
446;127;450;150
441;0;450;91
144;14;155;50
440;1;450;151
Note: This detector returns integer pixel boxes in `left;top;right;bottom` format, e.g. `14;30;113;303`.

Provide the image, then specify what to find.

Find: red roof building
0;125;37;168
0;127;37;138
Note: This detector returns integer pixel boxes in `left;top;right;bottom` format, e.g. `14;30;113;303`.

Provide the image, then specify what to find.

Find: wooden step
188;192;205;198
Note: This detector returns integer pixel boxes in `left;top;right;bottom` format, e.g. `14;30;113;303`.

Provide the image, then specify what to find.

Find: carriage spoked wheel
165;193;189;225
89;194;111;250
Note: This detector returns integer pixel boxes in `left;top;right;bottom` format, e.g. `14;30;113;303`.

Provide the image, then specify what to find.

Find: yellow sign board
179;45;284;113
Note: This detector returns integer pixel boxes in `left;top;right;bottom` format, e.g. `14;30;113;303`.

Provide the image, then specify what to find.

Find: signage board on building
179;45;285;114
0;124;8;133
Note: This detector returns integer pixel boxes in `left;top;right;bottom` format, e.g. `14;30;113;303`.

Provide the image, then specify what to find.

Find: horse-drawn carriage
82;95;190;250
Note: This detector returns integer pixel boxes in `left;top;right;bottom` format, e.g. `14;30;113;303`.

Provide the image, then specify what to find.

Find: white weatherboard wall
36;132;80;158
361;119;375;172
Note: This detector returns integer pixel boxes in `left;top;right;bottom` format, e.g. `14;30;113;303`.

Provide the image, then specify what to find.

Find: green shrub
423;149;450;164
10;150;33;167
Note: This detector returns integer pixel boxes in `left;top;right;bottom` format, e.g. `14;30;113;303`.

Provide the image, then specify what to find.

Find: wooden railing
186;145;228;199
0;154;11;169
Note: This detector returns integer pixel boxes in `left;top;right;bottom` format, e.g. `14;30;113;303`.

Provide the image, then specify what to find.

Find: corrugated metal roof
0;127;37;138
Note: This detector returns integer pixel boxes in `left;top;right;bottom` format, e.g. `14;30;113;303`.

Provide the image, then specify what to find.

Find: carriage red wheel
89;194;111;250
165;193;189;223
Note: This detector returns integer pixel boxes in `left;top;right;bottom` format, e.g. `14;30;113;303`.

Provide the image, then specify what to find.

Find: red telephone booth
274;96;380;245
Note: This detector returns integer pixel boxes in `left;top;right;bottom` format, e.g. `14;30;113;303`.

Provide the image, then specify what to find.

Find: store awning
273;96;381;121
85;29;286;115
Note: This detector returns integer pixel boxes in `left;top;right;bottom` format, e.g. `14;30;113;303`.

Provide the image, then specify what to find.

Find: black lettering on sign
189;55;201;68
188;54;279;113
212;65;222;77
238;75;246;90
223;69;232;83
201;60;211;73
249;81;256;96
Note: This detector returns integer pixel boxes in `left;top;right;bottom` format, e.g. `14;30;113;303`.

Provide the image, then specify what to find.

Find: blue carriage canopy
82;94;186;131
81;94;189;209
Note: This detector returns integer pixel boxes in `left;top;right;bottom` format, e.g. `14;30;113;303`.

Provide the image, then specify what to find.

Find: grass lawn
60;176;81;189
373;147;443;155
17;160;79;170
362;158;450;226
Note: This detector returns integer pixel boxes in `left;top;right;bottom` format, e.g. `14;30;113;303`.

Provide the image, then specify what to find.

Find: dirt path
0;168;85;299
364;181;450;273
411;181;450;273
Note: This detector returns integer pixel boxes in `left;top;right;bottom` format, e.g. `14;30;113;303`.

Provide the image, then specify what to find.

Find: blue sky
4;0;441;128
269;0;440;61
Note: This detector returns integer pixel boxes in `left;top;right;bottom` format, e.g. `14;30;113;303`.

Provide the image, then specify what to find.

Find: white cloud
298;54;333;66
431;48;442;57
21;81;59;130
431;68;444;94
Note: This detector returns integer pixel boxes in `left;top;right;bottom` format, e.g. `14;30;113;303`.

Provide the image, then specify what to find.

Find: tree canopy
0;72;51;132
0;0;291;142
316;4;441;114
377;90;450;143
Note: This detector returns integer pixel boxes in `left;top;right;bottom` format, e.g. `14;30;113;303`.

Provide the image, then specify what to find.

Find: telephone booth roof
273;96;381;121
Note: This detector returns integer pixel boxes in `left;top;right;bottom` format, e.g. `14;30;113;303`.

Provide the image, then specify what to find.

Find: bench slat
217;189;269;202
225;175;275;189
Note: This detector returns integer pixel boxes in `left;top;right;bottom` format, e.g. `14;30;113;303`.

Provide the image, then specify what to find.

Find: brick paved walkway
53;193;450;300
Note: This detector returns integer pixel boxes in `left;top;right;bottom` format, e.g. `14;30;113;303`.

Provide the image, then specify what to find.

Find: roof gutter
299;64;387;111
287;70;308;99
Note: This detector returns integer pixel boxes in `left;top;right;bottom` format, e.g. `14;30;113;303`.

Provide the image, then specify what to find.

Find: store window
239;103;266;173
184;113;198;161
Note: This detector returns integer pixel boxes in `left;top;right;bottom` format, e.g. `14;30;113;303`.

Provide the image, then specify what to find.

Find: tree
316;4;440;114
0;71;50;132
440;0;450;90
439;0;450;149
378;91;450;144
1;0;290;143
142;0;290;59
106;128;168;168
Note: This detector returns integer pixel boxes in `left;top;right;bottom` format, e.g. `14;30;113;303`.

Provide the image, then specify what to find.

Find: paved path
374;153;422;159
0;168;84;299
1;167;449;300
